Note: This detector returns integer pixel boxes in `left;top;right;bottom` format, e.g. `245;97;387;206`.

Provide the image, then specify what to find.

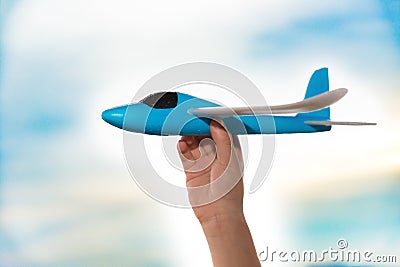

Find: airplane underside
143;115;331;136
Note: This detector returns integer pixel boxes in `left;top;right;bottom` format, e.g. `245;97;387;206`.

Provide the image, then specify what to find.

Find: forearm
200;213;261;267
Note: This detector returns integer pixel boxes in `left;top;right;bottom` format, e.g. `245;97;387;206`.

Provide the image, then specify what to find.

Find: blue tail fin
297;67;330;119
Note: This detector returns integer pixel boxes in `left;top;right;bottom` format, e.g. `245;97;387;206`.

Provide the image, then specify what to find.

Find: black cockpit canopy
139;92;178;109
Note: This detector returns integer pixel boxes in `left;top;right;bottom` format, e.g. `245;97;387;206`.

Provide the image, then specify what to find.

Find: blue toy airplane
102;68;376;135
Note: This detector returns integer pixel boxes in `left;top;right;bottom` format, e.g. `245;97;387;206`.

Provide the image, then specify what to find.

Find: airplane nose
101;105;128;129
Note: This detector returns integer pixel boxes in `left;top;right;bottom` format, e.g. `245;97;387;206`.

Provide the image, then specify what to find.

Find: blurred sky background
1;0;399;266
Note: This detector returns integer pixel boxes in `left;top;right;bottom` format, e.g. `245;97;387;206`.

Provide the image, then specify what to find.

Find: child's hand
177;121;261;267
177;120;244;225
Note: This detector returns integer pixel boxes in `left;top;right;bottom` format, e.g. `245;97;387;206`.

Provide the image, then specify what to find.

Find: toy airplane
102;68;376;135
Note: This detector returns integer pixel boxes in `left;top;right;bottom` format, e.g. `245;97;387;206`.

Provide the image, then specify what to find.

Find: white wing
188;88;348;117
305;121;377;126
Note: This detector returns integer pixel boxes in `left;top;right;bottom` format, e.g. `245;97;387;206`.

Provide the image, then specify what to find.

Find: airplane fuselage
102;92;331;136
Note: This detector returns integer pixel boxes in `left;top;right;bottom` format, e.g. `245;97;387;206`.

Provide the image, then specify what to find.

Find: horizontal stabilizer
189;88;348;117
305;121;377;126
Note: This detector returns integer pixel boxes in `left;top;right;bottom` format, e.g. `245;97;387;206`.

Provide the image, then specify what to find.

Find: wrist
198;212;261;267
200;212;246;237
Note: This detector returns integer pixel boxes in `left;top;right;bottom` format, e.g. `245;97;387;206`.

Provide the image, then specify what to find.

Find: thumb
210;120;232;166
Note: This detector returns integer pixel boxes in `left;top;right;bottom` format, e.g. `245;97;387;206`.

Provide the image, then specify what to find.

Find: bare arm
177;121;260;267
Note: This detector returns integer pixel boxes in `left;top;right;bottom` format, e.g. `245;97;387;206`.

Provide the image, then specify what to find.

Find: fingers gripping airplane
102;68;376;135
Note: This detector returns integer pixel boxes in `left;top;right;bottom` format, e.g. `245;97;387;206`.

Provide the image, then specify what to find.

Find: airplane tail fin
297;67;330;120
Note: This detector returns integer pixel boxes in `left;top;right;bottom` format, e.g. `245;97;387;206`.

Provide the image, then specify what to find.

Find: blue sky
1;1;399;266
